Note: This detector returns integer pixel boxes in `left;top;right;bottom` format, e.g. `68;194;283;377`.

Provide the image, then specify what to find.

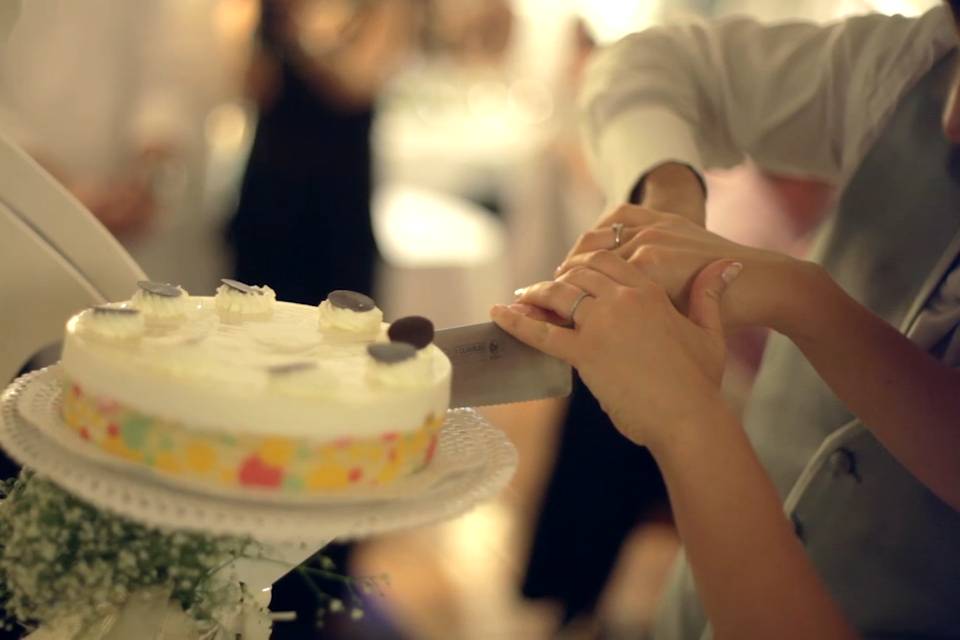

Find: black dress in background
225;5;383;636
521;374;668;622
227;64;378;305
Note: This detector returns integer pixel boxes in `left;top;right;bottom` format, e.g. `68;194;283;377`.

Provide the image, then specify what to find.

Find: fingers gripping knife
0;134;146;384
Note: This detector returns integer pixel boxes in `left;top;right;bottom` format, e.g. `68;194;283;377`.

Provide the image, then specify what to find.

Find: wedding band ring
568;291;592;326
612;222;625;249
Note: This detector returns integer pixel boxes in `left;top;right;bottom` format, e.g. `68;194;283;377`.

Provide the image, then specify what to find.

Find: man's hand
546;160;811;331
544;205;811;331
561;162;706;267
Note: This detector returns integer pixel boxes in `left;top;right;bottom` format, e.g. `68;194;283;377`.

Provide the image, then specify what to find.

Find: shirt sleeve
580;6;958;204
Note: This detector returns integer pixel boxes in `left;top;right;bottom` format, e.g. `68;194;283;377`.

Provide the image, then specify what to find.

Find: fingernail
721;262;743;285
508;303;536;316
554;264;564;275
513;287;527;297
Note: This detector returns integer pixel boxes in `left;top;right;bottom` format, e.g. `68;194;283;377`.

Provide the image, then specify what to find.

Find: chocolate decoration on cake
388;316;435;350
221;278;264;295
368;342;417;364
92;306;140;316
137;280;182;298
267;361;317;375
328;290;376;313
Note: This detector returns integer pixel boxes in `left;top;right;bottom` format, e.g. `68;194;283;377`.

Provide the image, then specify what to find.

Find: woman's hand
498;255;865;640
492;258;742;452
558;204;806;332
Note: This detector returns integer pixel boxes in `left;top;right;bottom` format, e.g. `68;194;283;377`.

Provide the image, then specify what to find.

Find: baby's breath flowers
286;552;389;630
0;472;387;637
0;473;256;636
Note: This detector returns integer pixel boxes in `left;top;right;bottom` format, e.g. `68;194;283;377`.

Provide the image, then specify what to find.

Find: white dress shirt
582;5;960;367
580;5;958;204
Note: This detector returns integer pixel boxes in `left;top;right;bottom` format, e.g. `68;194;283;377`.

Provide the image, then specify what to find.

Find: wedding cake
57;280;451;497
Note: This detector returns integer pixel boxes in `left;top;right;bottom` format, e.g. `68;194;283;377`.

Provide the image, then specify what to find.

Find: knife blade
433;322;572;408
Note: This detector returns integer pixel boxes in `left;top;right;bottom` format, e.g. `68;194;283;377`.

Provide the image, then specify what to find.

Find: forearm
649;405;857;640
777;265;960;510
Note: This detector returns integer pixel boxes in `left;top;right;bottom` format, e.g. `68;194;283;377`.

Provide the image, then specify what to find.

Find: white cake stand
0;367;518;590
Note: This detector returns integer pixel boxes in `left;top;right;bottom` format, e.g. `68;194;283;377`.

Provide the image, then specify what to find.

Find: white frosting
76;307;145;342
215;284;276;321
317;300;382;339
130;286;191;322
248;321;320;353
268;364;339;398
367;350;435;389
60;298;451;438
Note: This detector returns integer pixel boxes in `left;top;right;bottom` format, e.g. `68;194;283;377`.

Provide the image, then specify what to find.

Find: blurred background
0;0;938;637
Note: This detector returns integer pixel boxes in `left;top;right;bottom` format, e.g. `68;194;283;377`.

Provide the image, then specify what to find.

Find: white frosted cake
58;281;451;496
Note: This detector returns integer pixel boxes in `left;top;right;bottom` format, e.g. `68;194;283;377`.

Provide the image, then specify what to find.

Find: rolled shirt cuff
593;107;704;204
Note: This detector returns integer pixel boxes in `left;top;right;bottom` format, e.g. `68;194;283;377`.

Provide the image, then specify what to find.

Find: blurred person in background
229;1;420;636
0;0;256;294
227;0;418;305
423;0;513;67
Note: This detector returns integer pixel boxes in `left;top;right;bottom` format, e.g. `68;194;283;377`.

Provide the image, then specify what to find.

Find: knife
433;322;572;408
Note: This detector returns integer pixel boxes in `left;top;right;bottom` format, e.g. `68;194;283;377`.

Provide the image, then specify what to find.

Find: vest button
828;447;861;482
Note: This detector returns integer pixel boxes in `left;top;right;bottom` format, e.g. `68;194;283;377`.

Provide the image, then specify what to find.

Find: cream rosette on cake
214;279;276;323
76;306;146;343
129;280;192;325
317;290;383;341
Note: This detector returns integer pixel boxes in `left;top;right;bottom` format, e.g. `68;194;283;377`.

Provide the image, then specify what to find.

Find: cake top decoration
387;316;435;350
80;305;146;341
368;342;417;364
221;278;264;295
328;290;376;313
215;281;276;323
92;306;140;316
137;280;182;298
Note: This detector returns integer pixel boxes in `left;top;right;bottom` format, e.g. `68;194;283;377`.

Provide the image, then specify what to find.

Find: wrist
632;162;707;223
644;389;735;461
764;260;836;341
720;255;823;332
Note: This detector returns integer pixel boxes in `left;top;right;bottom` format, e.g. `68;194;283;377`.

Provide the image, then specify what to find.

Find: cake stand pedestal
0;367;517;590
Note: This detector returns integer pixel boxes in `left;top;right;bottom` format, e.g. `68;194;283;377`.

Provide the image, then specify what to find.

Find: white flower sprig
290;554;390;629
0;473;257;635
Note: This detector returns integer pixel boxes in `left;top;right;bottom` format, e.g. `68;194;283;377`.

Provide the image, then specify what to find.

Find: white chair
0;134;145;383
372;183;511;328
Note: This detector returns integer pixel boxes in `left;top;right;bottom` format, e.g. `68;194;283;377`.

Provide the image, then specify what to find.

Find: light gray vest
655;51;960;639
